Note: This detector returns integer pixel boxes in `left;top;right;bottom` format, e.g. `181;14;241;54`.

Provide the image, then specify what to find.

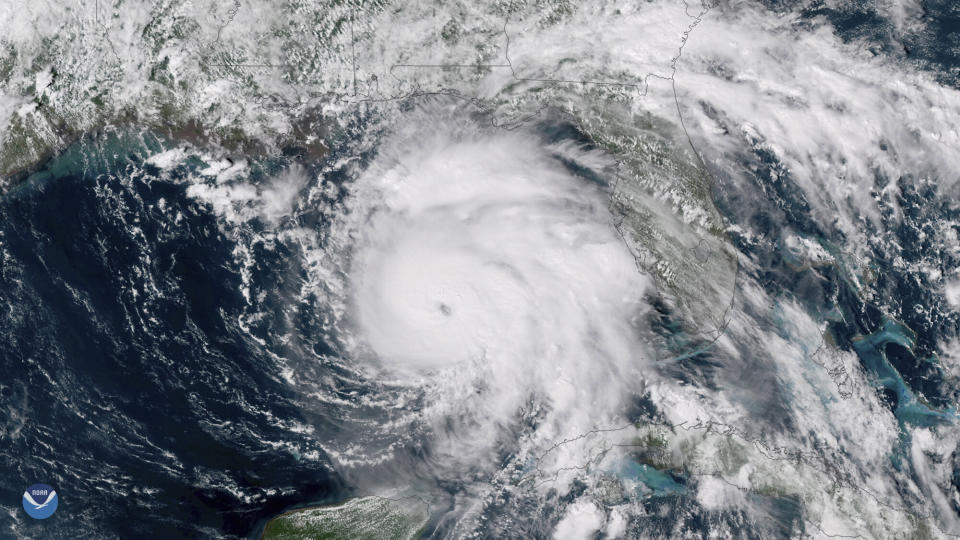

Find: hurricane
312;104;652;503
3;0;960;538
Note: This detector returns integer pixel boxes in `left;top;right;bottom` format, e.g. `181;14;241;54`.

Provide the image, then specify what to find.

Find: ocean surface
0;132;348;538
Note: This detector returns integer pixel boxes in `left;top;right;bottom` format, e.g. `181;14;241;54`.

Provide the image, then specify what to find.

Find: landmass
262;496;429;540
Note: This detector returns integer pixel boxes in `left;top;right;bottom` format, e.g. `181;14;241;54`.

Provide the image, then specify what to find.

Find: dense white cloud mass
4;0;960;537
148;0;960;534
553;499;606;540
351;115;648;374
324;105;653;483
677;5;960;247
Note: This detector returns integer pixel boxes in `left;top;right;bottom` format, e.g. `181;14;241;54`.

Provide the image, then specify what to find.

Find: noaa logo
22;484;58;519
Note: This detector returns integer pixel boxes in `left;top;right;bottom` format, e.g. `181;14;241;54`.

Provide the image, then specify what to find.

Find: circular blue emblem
22;483;58;519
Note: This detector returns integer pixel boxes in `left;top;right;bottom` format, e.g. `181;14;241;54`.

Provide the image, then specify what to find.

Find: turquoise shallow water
619;459;686;497
852;318;957;429
851;318;957;472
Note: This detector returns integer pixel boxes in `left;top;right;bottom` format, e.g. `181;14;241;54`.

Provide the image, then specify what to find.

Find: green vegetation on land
262;496;429;540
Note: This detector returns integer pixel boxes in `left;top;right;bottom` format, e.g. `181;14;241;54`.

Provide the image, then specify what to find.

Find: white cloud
325;104;653;481
553;500;605;540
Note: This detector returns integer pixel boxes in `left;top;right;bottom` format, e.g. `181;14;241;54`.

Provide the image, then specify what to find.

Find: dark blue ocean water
761;0;960;88
702;95;960;508
0;131;346;538
2;98;958;537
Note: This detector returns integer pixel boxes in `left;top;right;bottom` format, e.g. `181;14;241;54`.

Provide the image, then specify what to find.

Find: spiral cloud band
337;105;653;471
